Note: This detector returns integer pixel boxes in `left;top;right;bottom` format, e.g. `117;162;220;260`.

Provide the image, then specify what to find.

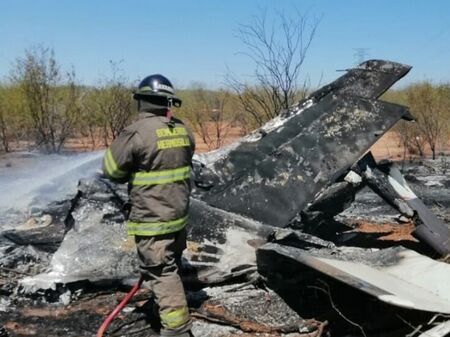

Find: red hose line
96;276;144;337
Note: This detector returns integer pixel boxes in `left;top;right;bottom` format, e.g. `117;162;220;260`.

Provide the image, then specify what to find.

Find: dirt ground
58;127;410;154
351;220;416;242
2;122;449;159
42;129;450;160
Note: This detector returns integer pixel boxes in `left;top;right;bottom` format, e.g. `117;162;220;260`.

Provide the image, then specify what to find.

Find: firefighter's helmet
133;74;182;107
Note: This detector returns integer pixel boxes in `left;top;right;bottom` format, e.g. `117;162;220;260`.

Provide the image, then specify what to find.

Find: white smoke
0;151;103;226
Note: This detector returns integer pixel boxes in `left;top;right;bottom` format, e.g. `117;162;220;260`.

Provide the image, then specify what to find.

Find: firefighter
102;74;195;337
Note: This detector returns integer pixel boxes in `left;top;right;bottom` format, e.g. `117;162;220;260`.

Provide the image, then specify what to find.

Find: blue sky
1;0;449;89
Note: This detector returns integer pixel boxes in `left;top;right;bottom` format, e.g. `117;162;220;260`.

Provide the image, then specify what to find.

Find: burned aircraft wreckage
1;60;450;337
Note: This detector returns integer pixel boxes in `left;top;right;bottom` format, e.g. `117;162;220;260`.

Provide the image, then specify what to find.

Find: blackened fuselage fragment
201;60;412;226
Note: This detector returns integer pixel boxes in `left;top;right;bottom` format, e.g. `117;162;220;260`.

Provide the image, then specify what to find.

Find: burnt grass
1;294;112;337
0;285;164;337
3;308;104;337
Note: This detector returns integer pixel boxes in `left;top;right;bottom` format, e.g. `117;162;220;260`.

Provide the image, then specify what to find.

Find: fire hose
96;276;144;337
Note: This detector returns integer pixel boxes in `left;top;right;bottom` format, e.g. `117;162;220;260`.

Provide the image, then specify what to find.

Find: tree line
0;47;134;153
383;84;450;159
0;46;449;157
0;45;306;153
0;11;320;153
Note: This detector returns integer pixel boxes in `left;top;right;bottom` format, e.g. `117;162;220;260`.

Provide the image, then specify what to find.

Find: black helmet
133;74;182;107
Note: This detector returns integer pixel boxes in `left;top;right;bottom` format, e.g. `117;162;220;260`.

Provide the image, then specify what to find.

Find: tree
0;84;32;152
397;120;426;159
11;47;80;153
0;86;10;152
0;111;8;152
439;84;450;151
406;82;450;159
383;89;426;159
227;9;319;128
180;85;238;150
88;61;135;146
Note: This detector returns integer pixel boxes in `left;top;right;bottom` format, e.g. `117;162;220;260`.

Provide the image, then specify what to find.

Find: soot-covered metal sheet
207;94;410;226
357;155;450;256
201;60;411;190
386;166;450;255
258;242;450;314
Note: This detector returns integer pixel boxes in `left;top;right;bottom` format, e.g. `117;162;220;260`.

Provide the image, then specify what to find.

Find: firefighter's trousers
135;228;191;336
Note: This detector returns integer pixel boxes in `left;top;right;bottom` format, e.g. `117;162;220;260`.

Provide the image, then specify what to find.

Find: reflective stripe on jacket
102;112;195;236
160;306;190;329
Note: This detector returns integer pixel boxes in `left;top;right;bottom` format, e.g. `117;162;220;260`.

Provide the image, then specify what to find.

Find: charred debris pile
1;60;450;337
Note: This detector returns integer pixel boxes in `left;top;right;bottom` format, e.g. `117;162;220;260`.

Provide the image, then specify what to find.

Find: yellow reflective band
139;86;153;92
157;137;190;150
103;148;127;179
160;306;190;329
155;127;188;138
127;215;188;236
131;166;190;186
